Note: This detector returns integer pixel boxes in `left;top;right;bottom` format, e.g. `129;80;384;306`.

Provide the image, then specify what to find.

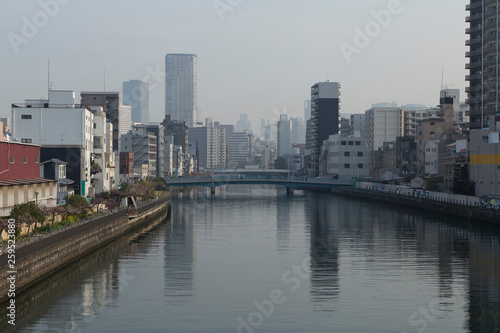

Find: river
2;185;500;332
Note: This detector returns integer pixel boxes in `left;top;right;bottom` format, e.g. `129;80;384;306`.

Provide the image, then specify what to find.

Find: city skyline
1;0;467;129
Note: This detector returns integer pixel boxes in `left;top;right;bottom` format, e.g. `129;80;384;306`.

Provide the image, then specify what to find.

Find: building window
23;158;27;164
344;163;350;169
348;141;354;146
357;152;363;157
344;152;350;157
430;122;435;125
10;157;14;164
355;141;361;146
21;115;32;119
358;164;363;169
430;131;435;135
35;158;39;163
341;141;346;146
21;138;32;143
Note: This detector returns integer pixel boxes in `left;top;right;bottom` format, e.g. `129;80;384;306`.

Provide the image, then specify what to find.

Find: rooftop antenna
47;59;53;95
441;65;444;91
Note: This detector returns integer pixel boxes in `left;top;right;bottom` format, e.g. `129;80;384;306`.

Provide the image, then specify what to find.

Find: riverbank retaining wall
333;188;500;227
0;194;171;304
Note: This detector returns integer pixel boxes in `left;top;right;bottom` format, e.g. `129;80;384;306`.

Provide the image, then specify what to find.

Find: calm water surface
2;185;500;332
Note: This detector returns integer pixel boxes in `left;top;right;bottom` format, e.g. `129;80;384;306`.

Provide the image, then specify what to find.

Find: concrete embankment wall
333;188;500;227
0;194;171;304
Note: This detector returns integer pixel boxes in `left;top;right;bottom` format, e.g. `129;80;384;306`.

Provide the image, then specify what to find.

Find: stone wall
0;194;171;304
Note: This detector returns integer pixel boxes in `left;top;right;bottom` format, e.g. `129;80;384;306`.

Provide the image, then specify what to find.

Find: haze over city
1;0;467;127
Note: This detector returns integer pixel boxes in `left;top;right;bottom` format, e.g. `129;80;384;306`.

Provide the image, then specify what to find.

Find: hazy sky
1;0;468;129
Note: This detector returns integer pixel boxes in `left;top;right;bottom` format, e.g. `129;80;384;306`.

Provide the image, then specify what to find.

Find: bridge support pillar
211;187;216;195
286;188;294;195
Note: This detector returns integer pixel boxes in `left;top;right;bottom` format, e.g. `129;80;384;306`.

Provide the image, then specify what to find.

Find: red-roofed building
0;141;57;216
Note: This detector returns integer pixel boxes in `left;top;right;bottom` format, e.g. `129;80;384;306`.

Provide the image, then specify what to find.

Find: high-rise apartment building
365;106;404;151
466;0;500;129
165;53;197;128
188;120;226;169
123;80;149;125
306;82;341;177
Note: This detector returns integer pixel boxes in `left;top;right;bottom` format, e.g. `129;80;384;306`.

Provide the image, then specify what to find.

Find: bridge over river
167;175;353;194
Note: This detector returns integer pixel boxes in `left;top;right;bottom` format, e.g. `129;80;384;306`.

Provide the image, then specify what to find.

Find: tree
65;195;90;218
9;202;45;234
425;178;439;192
274;157;288;170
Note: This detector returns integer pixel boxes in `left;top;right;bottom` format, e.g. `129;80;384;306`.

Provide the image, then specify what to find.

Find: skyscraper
123;80;149;124
306;82;341;177
165;54;197;128
277;114;291;157
466;1;500;129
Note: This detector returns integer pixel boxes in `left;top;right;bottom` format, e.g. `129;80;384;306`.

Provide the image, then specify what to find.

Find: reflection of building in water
164;198;196;302
467;233;500;332
276;196;290;252
308;197;339;310
81;260;120;316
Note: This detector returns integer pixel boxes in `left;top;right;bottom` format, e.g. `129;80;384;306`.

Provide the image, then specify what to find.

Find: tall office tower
228;132;250;166
466;0;500;129
165;53;197;128
304;100;311;121
236;114;252;133
291;117;305;144
260;119;267;139
277;114;291;157
123;80;149;125
306;82;341;177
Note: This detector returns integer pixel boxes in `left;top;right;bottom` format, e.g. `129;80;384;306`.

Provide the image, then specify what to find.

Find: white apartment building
365;106;404;151
12;90;94;196
91;106;114;194
319;134;371;180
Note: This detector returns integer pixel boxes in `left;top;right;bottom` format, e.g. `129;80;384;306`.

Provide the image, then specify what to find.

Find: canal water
2;185;500;332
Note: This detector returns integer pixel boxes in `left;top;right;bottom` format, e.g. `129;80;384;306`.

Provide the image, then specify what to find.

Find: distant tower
123;80;149;124
165;54;197;128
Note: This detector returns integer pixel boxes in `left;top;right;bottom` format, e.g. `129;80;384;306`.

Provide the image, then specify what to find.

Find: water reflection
0;210;168;332
308;195;339;311
468;232;500;332
164;196;196;303
276;196;291;253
